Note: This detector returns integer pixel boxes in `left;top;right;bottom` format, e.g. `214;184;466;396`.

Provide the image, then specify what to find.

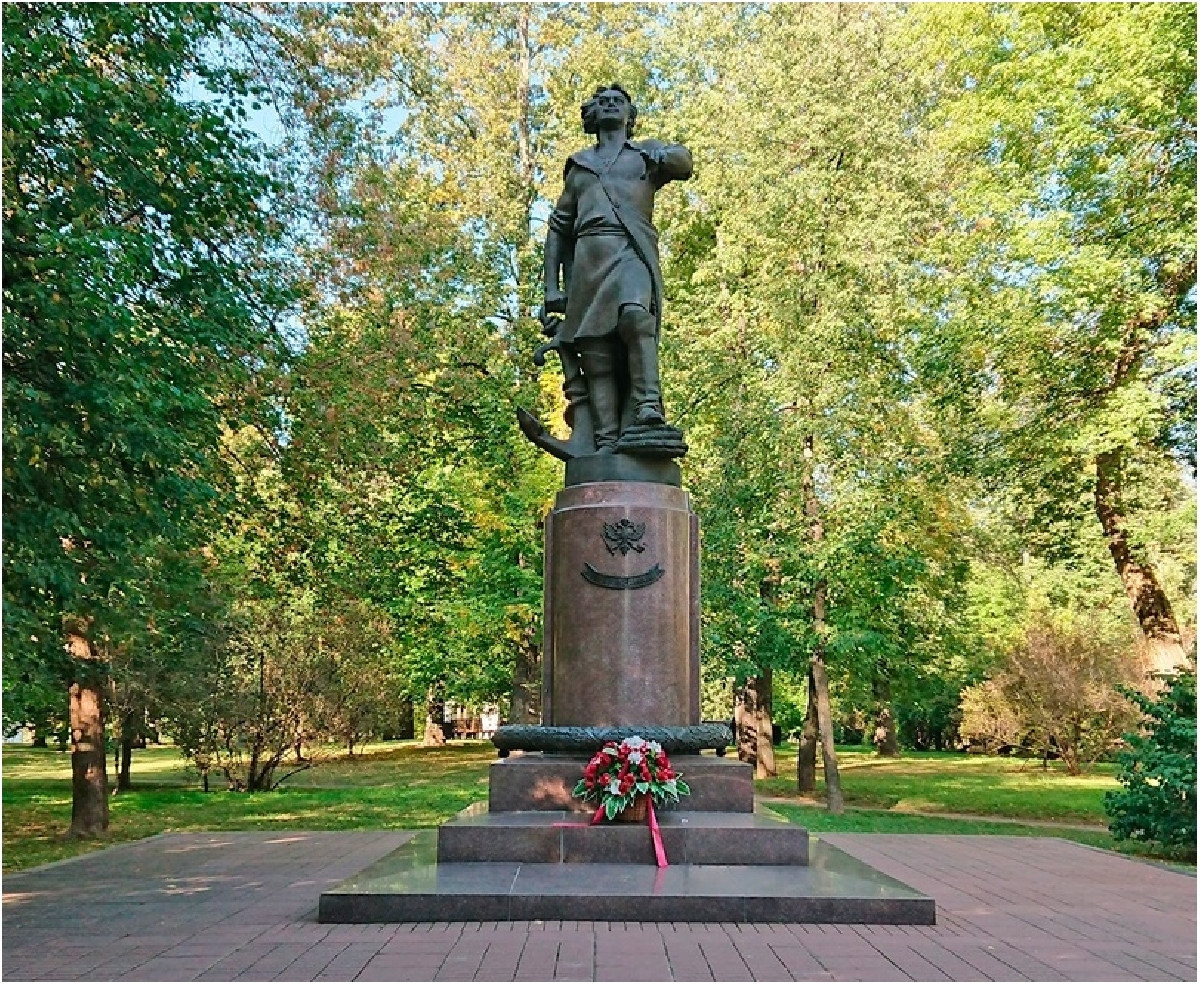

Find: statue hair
581;83;638;137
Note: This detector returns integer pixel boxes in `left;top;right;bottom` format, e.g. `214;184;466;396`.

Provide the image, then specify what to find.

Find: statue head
581;83;637;138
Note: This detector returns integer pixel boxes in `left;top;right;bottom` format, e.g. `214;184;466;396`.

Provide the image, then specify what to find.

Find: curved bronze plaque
581;561;665;590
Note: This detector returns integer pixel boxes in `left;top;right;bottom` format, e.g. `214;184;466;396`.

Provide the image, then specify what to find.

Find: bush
1104;669;1196;861
958;613;1142;773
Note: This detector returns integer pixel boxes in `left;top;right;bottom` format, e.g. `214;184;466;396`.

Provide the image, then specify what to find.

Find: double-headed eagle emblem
602;518;646;556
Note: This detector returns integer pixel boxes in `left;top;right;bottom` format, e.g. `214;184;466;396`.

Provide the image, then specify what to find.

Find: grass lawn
2;740;1181;874
761;743;1117;825
2;741;495;873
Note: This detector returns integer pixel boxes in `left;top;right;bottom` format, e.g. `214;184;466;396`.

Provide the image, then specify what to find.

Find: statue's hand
539;294;567;337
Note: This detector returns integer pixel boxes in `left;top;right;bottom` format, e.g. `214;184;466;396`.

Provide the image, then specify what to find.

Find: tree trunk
804;434;844;813
118;737;133;792
508;637;541;726
734;679;757;767
796;668;818;794
811;650;844;813
755;669;776;779
1095;449;1186;676
66;622;108;837
754;566;779;779
244;741;280;791
396;696;415;740
872;667;900;757
424;689;446;746
735;672;777;778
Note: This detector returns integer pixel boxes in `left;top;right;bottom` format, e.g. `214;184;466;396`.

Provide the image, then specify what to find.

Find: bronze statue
519;84;692;462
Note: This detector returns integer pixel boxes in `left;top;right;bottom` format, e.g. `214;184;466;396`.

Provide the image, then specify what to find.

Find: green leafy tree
909;3;1196;673
3;3;293;833
251;4;666;733
655;4;974;803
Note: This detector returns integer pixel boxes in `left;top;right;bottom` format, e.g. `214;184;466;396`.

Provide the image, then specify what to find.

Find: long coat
548;138;692;345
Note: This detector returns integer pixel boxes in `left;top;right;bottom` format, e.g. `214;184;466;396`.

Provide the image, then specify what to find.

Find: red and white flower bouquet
572;735;691;821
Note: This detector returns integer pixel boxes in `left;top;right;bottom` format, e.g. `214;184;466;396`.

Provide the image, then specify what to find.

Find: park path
2;830;1194;982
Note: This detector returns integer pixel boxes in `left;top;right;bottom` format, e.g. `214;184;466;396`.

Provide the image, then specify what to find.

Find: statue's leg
576;340;620;453
618;304;667;426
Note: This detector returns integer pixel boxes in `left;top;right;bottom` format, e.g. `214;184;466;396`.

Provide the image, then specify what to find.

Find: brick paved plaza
3;830;1194;981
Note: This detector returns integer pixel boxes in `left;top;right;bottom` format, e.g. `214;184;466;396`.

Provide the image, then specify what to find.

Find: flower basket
572;735;691;822
616;795;648;823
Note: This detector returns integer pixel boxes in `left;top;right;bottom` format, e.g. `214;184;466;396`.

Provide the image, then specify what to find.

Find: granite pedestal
438;803;808;865
319;819;935;925
542;481;700;726
487;752;753;813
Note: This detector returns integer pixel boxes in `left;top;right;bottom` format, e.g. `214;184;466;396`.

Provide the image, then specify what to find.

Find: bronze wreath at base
491;723;732;758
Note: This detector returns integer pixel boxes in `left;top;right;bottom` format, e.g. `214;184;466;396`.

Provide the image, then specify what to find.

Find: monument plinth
320;82;934;925
543;480;699;727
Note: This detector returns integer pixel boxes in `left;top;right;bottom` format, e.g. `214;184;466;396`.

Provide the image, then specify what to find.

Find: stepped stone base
438;804;809;866
488;753;753;813
318;826;935;925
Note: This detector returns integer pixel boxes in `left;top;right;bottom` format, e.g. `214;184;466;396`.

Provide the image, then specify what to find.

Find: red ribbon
555;801;669;868
647;800;668;868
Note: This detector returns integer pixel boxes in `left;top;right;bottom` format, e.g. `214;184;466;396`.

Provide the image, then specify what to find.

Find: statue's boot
577;343;621;452
619;305;667;426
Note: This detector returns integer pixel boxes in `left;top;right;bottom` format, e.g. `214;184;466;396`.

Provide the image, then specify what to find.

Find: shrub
1104;669;1196;861
958;613;1142;773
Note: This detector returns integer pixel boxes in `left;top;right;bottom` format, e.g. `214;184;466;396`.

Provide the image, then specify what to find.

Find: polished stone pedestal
543;481;699;727
438;804;808;865
319;473;936;925
319;823;935;925
488;753;753;813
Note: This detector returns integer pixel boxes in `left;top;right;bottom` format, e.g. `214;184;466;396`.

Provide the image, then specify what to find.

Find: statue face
594;88;632;132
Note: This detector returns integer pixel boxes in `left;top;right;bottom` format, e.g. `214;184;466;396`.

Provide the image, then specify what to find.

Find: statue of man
535;83;692;459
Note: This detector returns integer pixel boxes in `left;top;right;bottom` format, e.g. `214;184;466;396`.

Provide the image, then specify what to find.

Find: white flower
627;750;644;764
625;735;647;749
647;740;663;755
607;777;623;794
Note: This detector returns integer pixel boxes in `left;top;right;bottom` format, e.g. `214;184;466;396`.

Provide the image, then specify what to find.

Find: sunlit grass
2;740;495;872
761;744;1117;825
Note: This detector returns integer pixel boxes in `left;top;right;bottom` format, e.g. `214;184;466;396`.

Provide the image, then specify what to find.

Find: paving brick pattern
3;831;1194;981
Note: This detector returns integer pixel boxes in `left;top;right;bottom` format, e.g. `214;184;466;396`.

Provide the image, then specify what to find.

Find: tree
251;4;666;730
3;3;292;833
655;4;974;807
909;3;1196;673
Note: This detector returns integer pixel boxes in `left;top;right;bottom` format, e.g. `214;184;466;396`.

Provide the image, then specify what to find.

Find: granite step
437;804;810;866
319;829;936;925
488;752;754;812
